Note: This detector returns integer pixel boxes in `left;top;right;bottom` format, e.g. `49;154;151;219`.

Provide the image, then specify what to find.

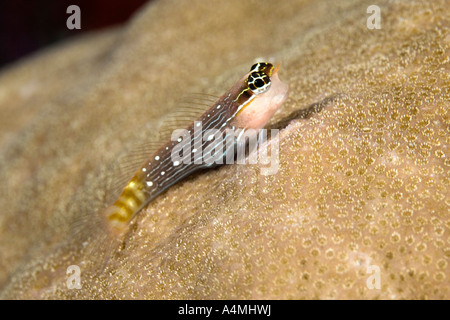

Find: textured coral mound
0;0;448;299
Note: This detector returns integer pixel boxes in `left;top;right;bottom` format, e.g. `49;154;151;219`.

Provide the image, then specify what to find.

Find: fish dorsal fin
157;93;218;142
104;93;218;205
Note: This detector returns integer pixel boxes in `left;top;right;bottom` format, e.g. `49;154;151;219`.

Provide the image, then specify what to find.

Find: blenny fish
104;62;289;233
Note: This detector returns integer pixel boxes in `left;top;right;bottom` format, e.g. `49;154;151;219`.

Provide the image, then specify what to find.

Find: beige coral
0;0;448;299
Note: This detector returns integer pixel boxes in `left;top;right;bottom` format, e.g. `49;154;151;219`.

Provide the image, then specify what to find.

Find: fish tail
102;175;147;234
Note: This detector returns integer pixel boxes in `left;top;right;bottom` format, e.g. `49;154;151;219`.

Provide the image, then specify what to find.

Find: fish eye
247;72;271;95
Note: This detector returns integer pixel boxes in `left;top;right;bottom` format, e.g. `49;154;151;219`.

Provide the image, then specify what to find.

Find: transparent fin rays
104;93;219;205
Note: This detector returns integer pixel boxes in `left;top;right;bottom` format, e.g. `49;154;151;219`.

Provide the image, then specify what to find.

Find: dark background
0;0;150;70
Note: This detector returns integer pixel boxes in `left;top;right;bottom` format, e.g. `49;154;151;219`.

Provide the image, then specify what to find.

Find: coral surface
0;0;448;299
